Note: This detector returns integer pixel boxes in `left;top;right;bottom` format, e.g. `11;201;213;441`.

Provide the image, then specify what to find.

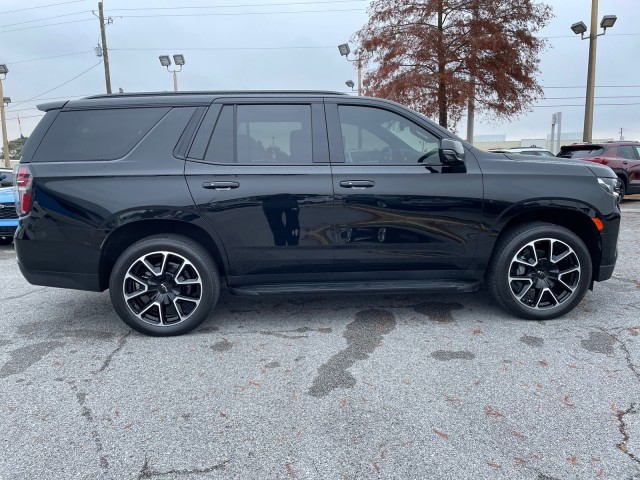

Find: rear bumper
18;262;101;291
14;224;105;292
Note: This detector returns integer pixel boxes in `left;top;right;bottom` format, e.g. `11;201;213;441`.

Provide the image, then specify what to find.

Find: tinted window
203;106;234;163
338;106;439;164
236;105;312;164
635;146;640;158
559;147;604;159
617;145;636;160
34;107;169;162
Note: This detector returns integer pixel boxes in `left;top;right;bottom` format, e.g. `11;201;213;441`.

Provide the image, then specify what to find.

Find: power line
115;8;365;19
0;10;90;28
0;0;85;15
542;95;640;100
532;103;640;108
7;51;94;65
7;94;93;103
0;18;94;34
6;62;102;110
543;85;640;89
4;114;46;121
110;46;336;51
106;0;366;11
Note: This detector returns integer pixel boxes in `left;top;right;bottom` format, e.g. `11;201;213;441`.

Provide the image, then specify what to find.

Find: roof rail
84;90;348;99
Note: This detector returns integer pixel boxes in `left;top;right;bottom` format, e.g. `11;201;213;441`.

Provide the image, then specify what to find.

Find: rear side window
33;107;169;162
559;147;604;159
617;145;637;160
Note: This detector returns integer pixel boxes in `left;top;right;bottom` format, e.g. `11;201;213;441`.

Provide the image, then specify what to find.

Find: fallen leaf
487;462;501;469
248;380;261;387
567;456;577;465
433;429;449;439
596;469;604;478
568;364;577;369
538;359;549;367
592;457;601;462
628;326;639;336
484;406;504;418
610;403;617;410
341;398;347;408
472;328;482;335
285;462;296;479
372;461;380;472
512;430;527;440
445;395;461;403
563;395;576;408
402;380;411;385
514;457;527;464
619;443;628;453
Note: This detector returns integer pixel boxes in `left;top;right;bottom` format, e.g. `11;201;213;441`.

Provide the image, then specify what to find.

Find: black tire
486;222;592;320
618;179;626;202
0;236;13;245
109;234;220;336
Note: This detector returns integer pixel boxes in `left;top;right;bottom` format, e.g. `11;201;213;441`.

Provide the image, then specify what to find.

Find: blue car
0;186;17;245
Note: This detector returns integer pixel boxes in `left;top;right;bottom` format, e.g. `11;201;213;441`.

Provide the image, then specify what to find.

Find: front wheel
109;235;220;336
487;222;592;320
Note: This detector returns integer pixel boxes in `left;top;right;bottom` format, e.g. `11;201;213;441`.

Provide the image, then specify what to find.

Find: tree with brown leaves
354;0;553;130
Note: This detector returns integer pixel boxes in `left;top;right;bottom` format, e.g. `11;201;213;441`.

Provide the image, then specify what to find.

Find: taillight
13;164;33;216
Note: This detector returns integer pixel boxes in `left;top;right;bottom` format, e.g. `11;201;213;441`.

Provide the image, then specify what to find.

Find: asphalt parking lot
1;199;639;480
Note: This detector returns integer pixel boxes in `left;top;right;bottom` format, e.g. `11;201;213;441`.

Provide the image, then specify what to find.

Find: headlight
598;177;620;197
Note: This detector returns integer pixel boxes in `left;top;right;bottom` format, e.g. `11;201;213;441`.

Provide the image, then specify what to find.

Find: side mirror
440;139;465;164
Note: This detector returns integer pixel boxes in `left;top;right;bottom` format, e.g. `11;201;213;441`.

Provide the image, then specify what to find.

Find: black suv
14;92;620;336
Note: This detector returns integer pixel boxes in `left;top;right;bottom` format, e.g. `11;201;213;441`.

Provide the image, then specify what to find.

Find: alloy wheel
122;251;202;326
508;238;581;310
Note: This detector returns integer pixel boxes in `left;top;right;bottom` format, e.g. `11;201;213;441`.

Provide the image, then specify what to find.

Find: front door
325;101;484;280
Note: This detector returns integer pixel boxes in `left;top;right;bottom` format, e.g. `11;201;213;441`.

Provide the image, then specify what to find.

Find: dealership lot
0;200;639;480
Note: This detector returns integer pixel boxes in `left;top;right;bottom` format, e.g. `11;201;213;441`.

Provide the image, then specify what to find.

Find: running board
231;280;480;296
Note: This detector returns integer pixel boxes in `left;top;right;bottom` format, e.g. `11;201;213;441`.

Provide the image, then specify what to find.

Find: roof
38;90;350;112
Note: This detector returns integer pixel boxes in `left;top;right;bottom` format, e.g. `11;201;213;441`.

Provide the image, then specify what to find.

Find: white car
489;147;555;157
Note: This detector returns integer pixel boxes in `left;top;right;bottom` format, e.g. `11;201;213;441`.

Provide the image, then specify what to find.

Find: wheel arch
98;219;228;291
491;207;601;280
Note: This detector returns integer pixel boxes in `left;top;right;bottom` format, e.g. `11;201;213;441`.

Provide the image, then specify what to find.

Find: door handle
339;180;375;189
202;181;239;190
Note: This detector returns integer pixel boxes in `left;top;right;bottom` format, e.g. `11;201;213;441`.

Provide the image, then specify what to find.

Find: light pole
571;1;617;142
0;64;10;168
338;43;362;96
159;54;185;92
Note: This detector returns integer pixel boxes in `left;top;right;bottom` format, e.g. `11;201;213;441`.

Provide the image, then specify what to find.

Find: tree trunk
437;0;448;128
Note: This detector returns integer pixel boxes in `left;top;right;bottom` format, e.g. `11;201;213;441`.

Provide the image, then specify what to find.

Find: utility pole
466;3;478;145
550;113;557;154
0;83;9;168
98;1;112;94
619;127;623;140
556;111;562;153
583;0;598;142
357;56;362;96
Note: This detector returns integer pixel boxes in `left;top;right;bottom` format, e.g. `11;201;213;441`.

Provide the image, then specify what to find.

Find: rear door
184;98;335;286
620;145;640;190
325;99;484;280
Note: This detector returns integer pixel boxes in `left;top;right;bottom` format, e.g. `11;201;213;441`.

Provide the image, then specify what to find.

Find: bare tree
355;0;553;129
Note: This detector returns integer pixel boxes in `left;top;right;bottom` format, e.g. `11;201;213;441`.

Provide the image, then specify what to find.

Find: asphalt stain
308;309;396;397
211;338;232;352
261;326;332;339
431;350;476;361
581;331;616;355
413;302;464;323
16;321;115;341
0;341;65;379
265;361;280;369
520;334;544;347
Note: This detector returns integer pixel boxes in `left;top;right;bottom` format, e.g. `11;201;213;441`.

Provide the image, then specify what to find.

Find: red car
558;141;640;199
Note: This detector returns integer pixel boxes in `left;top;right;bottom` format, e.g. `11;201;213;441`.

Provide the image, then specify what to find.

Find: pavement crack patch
68;381;109;470
95;331;132;374
616;404;640;467
0;341;65;379
597;327;640;384
308;309;396;397
138;457;230;478
2;287;47;302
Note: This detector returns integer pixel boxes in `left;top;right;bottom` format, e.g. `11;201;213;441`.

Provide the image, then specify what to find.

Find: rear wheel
0;237;13;245
487;222;592;320
618;178;626;201
109;235;220;336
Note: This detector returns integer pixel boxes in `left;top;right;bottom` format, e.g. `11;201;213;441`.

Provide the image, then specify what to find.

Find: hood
0;187;14;203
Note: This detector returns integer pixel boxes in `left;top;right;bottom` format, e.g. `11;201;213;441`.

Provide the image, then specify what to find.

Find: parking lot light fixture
600;15;617;30
571;21;588;37
173;54;185;66
2;97;9;106
345;80;355;91
572;0;617;143
338;43;351;57
159;55;172;67
0;64;8;75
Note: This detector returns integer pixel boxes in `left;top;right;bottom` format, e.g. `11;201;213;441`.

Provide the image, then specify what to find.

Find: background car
0;186;17;245
0;167;14;187
489;147;555;157
557;141;640;199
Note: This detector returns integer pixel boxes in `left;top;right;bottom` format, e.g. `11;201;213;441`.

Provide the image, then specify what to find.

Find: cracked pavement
1;198;640;479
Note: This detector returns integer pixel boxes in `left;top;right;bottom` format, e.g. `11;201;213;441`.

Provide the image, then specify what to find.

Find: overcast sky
1;0;639;142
